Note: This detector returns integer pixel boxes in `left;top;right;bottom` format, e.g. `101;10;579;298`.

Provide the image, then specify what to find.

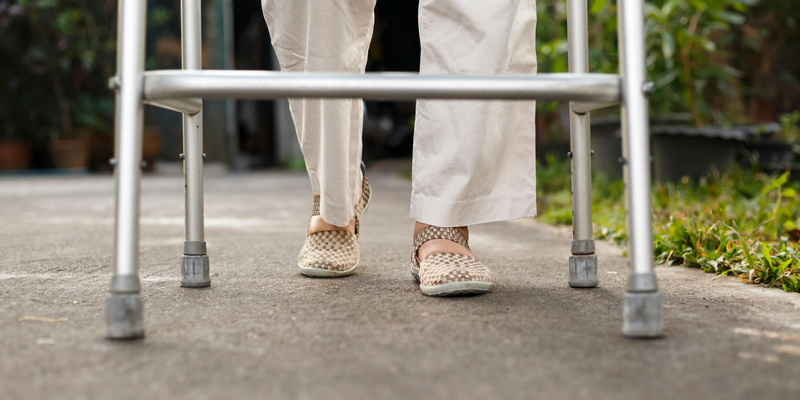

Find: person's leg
411;0;538;294
262;0;376;276
262;0;376;229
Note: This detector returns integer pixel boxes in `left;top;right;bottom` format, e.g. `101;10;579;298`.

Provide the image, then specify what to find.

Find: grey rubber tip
569;254;599;288
622;292;664;338
181;254;210;288
106;293;144;340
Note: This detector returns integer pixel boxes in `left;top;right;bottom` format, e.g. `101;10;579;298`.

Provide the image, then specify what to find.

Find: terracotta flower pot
50;139;90;170
142;127;162;172
0;139;33;171
88;129;115;172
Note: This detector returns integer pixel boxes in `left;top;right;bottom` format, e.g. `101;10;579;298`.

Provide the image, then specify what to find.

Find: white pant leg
411;0;538;227
262;0;376;227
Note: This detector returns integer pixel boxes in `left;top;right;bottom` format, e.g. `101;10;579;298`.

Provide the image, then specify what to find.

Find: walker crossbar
141;71;621;103
570;100;621;115
143;98;201;115
106;0;662;340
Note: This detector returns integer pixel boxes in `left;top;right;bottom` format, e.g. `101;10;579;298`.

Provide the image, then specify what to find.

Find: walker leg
567;0;598;288
180;0;210;288
618;0;663;338
107;0;147;340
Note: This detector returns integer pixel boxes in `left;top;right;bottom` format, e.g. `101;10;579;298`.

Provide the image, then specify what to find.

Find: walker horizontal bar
142;70;621;102
143;98;202;115
570;100;619;115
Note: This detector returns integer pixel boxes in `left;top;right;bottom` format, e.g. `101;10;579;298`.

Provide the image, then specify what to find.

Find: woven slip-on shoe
298;163;372;277
411;226;492;296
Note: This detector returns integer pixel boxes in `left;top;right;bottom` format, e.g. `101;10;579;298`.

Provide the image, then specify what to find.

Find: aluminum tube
570;100;619;115
569;111;593;240
618;0;654;277
144;98;202;115
567;0;593;241
143;71;621;102
567;0;589;73
181;0;201;70
112;0;147;278
181;0;204;244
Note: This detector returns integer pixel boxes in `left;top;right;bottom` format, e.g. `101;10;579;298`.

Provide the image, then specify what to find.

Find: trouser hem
410;191;538;227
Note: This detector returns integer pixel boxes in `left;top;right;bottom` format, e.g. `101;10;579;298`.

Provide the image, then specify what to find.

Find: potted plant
0;129;32;171
739;113;797;166
0;61;33;171
536;0;771;181
641;0;781;181
0;1;32;170
4;0;118;171
733;0;800;170
69;93;115;171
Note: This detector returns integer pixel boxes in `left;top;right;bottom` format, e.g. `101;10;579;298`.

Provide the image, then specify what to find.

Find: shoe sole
411;264;492;296
298;258;359;278
298;170;372;279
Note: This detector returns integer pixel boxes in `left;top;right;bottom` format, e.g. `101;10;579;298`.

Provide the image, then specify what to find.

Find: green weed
536;158;800;293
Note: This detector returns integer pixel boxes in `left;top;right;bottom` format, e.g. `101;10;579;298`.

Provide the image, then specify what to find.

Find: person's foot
414;223;476;261
308;215;355;235
411;223;492;296
297;166;371;277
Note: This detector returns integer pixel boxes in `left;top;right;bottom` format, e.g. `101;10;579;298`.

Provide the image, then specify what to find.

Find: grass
536;155;800;293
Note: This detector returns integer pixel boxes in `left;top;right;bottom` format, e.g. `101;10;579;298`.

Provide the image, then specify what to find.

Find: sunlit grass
536;155;800;292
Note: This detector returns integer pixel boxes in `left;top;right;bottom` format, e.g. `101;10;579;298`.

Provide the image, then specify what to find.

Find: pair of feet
297;171;492;296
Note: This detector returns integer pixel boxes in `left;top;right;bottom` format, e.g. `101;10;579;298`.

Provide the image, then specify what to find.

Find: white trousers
262;0;538;227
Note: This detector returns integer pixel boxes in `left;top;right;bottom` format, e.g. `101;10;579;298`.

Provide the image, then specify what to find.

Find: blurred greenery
739;0;800;119
0;0;172;143
0;0;797;152
1;0;119;142
536;152;800;292
536;0;797;127
644;0;758;127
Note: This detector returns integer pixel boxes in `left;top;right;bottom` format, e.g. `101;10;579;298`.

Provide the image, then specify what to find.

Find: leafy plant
535;0;619;116
536;0;760;127
536;157;800;293
645;0;758;127
777;111;800;154
0;0;145;142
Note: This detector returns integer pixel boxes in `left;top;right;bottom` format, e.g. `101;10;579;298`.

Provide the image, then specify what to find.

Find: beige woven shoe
411;226;492;296
297;166;371;277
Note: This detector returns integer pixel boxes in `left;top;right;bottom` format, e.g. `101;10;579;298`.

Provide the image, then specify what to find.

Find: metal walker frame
106;0;663;339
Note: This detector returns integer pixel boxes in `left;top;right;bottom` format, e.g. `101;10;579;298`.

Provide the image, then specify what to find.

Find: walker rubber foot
106;293;144;340
181;254;210;288
569;254;599;288
622;292;664;338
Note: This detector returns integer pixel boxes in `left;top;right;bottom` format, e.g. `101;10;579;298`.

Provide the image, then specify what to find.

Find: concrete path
2;166;800;400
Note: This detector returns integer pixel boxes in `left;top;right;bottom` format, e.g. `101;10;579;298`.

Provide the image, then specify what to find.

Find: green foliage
536;158;800;293
149;6;173;27
537;155;627;244
72;94;115;131
0;0;121;140
780;111;800;145
536;0;619;114
646;0;756;126
0;0;173;141
536;0;619;75
536;0;758;126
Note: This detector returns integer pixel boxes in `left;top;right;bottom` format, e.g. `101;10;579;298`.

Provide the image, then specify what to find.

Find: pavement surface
2;165;800;400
